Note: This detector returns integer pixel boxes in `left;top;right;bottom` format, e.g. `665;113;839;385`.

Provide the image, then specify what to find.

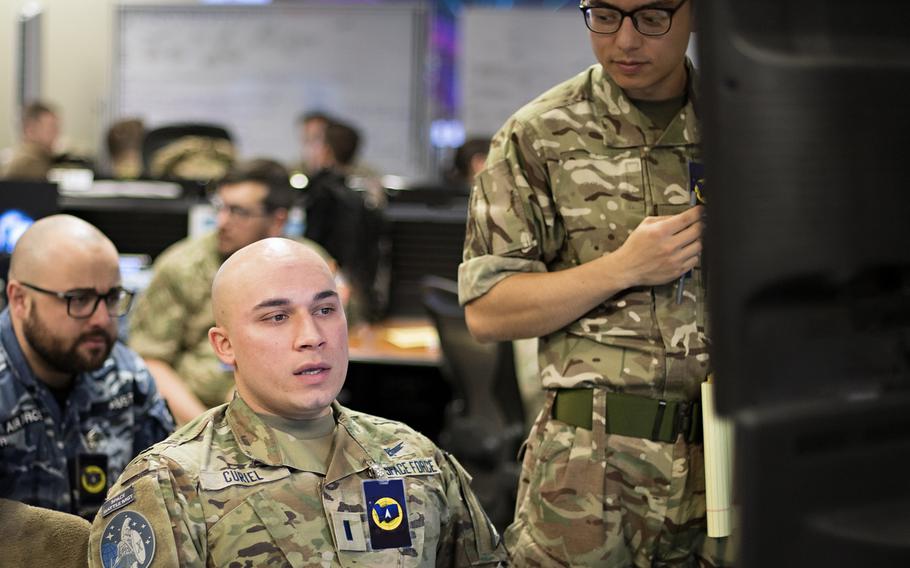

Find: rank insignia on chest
689;161;706;204
362;478;412;550
100;510;156;568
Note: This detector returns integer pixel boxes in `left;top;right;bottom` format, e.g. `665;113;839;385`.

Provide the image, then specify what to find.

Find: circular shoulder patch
99;510;156;568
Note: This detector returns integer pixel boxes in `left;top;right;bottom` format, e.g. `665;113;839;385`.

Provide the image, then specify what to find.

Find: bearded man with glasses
460;0;733;565
0;215;174;519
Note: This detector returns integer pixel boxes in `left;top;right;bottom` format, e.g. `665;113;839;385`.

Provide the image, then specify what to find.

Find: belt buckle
675;400;693;442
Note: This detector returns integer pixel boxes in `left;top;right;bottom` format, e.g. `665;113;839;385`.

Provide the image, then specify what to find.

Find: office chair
142;123;235;182
420;275;526;531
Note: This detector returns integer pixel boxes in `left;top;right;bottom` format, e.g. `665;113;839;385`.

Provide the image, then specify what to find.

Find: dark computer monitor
0;181;59;253
698;1;910;566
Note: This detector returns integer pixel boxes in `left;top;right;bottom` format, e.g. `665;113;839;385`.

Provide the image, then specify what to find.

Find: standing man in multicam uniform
89;238;505;567
460;0;733;566
0;215;173;518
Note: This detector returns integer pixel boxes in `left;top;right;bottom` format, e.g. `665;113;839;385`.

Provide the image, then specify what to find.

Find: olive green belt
553;388;703;444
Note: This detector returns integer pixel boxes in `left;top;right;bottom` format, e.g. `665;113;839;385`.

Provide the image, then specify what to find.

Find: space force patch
100;510;155;568
362;478;412;550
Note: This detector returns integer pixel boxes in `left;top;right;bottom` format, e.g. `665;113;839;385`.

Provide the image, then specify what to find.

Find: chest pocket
552;149;646;264
208;485;332;568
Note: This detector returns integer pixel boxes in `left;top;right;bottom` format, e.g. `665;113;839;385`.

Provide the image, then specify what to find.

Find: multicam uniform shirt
459;64;730;567
88;397;506;568
460;62;709;401
0;309;174;517
129;231;232;408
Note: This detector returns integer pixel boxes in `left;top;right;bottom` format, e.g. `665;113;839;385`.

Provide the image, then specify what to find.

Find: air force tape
362;478;412;550
100;510;155;568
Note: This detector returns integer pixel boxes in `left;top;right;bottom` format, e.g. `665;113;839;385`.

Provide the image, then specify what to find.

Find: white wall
0;0;187;156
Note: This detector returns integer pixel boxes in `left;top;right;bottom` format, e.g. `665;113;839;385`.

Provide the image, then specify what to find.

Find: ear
269;208;289;237
6;280;30;320
208;326;236;368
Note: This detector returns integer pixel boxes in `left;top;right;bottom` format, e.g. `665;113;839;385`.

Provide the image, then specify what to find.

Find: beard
22;311;115;375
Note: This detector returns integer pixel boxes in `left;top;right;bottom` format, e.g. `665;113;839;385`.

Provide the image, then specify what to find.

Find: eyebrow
251;290;338;311
313;290;339;303
252;298;291;310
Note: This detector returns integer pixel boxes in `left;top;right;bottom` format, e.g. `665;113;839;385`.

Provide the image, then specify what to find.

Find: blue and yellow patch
100;510;155;568
362;478;412;549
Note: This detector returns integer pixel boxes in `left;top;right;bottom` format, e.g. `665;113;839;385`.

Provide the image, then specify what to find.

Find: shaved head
212;237;333;328
10;214;118;283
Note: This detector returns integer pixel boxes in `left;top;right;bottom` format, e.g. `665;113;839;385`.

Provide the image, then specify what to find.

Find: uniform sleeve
128;258;188;365
435;450;507;567
88;456;206;568
130;352;176;453
458;121;559;306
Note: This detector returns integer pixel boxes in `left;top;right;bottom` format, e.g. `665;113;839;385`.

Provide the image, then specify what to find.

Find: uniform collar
0;308;38;389
591;59;700;149
225;396;372;482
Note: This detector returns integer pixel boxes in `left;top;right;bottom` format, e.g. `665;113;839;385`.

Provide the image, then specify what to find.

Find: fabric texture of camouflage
128;231;232;408
88;396;506;567
459;63;733;566
2;141;54;180
0;309;174;517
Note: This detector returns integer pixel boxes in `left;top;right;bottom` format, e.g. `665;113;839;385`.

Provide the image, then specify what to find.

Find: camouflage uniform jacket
88;397;506;567
460;62;709;401
129;231;231;408
0;309;175;516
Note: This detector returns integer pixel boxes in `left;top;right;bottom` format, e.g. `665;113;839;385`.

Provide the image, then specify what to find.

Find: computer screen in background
0;181;59;253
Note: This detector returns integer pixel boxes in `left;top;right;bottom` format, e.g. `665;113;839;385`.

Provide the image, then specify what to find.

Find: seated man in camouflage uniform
0;215;174;518
129;158;332;426
89;238;506;567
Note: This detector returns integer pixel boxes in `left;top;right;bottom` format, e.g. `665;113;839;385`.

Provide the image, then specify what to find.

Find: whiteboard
459;7;699;138
460;7;595;137
114;4;427;177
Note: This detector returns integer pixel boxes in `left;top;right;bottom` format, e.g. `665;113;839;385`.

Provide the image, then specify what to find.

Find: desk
348;317;441;367
342;318;449;441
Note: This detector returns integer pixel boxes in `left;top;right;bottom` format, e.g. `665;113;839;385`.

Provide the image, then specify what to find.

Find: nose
215;206;231;229
614;15;642;51
295;315;326;350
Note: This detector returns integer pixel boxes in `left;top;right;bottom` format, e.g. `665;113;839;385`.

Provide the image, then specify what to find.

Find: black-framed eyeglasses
20;282;135;319
580;0;690;37
209;195;271;220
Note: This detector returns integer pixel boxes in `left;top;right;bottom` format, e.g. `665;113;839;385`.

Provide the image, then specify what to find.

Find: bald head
5;215;123;386
212;238;334;328
10;215;118;283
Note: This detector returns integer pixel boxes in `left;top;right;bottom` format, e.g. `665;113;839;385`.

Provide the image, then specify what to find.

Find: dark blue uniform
0;309;174;517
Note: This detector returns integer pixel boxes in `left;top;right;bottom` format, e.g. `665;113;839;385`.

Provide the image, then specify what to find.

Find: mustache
78;328;114;346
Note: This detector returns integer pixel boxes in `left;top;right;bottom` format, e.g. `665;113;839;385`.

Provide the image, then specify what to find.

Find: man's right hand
612;205;704;288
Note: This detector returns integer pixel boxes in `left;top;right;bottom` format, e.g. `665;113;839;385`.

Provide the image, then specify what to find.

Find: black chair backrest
420;276;524;429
